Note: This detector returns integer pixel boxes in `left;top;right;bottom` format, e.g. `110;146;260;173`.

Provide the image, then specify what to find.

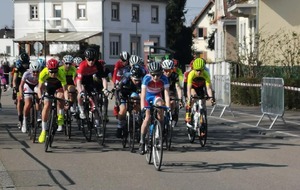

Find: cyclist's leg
39;98;51;143
56;89;65;131
185;88;197;126
34;86;41;121
116;100;127;138
22;84;33;133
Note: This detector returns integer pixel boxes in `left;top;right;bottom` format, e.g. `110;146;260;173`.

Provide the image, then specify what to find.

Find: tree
166;0;193;70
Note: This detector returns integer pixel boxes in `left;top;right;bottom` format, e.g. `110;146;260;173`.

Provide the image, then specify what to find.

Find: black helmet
19;53;30;63
119;51;130;62
130;64;143;80
84;48;97;60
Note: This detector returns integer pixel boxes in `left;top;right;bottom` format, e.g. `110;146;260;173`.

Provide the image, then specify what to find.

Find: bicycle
144;104;171;171
79;90;105;145
23;92;40;143
186;95;211;147
123;96;141;152
42;94;68;152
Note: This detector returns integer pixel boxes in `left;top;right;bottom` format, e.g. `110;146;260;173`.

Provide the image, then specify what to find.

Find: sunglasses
33;71;39;73
163;69;173;73
65;62;72;65
87;58;95;61
49;69;58;74
195;69;203;72
151;73;161;77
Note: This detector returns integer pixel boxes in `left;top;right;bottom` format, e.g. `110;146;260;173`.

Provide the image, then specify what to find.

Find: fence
256;77;286;129
210;75;234;117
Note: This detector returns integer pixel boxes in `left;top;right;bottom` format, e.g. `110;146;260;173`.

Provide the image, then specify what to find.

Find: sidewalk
208;103;300;139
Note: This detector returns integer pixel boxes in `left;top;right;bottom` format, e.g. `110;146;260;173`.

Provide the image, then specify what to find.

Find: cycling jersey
115;75;141;103
22;70;38;88
166;72;180;93
59;65;76;85
112;60;130;84
174;67;183;86
39;67;66;95
187;70;211;88
142;74;169;95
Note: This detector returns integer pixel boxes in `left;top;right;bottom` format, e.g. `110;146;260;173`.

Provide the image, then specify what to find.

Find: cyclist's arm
76;78;83;93
12;72;18;88
18;79;25;97
37;82;44;99
62;84;68;100
140;86;146;110
164;87;171;108
175;82;183;100
101;77;108;90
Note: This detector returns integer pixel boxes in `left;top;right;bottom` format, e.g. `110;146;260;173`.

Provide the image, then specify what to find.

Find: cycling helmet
119;51;130;62
62;54;74;64
37;58;46;68
148;61;162;73
73;57;83;67
84;48;97;60
130;64;143;80
161;59;174;70
193;58;205;70
19;53;30;63
30;60;41;71
15;60;22;69
129;55;141;67
46;58;59;70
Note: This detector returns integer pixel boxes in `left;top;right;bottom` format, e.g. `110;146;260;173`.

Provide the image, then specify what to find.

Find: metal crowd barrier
256;77;286;129
210;75;234;117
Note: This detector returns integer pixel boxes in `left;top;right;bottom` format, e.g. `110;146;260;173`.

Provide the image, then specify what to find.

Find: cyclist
76;48;108;124
112;51;131;117
161;59;183;122
19;61;42;133
60;55;77;115
185;58;213;127
37;58;68;143
12;53;30;129
115;64;144;138
0;64;7;110
172;59;183;87
129;55;147;76
139;61;170;155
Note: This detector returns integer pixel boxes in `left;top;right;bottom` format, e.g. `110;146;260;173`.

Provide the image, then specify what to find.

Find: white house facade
13;0;167;65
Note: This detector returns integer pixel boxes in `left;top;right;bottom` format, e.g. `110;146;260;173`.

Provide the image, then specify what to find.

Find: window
77;4;86;19
30;4;38;20
197;27;207;38
132;4;139;22
110;34;121;57
53;4;62;27
151;6;158;23
111;2;119;21
6;46;11;56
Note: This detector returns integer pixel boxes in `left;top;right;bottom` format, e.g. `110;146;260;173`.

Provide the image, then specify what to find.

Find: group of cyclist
10;48;213;155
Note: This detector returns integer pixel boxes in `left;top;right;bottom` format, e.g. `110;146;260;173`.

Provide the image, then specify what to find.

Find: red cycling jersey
112;60;128;84
76;60;98;80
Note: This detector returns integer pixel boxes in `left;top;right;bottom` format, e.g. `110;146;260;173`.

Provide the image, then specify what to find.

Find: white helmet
30;60;42;71
161;59;174;70
62;54;74;64
129;55;141;67
73;57;83;67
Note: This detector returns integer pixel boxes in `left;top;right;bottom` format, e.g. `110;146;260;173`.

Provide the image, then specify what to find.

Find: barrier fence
210;75;234;117
256;77;286;129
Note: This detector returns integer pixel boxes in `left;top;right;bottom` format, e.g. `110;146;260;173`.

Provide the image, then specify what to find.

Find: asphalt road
1;89;300;190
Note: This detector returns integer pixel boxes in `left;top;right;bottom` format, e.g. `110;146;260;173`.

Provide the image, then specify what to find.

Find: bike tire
166;121;173;151
31;108;37;143
128;112;136;152
94;109;105;146
84;110;93;142
45;109;55;152
198;113;208;147
123;112;130;148
65;109;72;139
145;127;153;164
152;119;163;171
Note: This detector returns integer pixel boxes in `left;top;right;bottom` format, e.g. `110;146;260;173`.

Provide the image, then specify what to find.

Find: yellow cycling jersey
59;65;76;78
187;70;211;88
39;67;67;86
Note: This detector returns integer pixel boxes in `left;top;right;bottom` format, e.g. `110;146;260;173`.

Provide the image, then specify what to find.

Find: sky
0;0;208;29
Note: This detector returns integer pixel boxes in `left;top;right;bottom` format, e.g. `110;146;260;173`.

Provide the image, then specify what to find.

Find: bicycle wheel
45;109;55;152
30;107;37;143
82;109;92;142
166;120;173;151
123;111;130;148
187;113;196;143
65;109;72;139
145;125;153;164
128;112;136;152
94;109;105;145
152;119;163;171
198;112;208;147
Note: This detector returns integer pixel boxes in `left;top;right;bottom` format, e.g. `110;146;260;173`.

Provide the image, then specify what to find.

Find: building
13;0;167;65
0;27;16;65
191;0;215;63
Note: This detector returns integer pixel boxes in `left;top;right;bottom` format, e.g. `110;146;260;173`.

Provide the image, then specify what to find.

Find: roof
191;0;215;28
0;27;14;39
14;31;101;42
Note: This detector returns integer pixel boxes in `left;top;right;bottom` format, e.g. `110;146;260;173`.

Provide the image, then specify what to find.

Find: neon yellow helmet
193;58;205;70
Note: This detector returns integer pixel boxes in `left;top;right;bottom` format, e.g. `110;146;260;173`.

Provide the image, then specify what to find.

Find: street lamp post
44;0;46;61
133;15;138;55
